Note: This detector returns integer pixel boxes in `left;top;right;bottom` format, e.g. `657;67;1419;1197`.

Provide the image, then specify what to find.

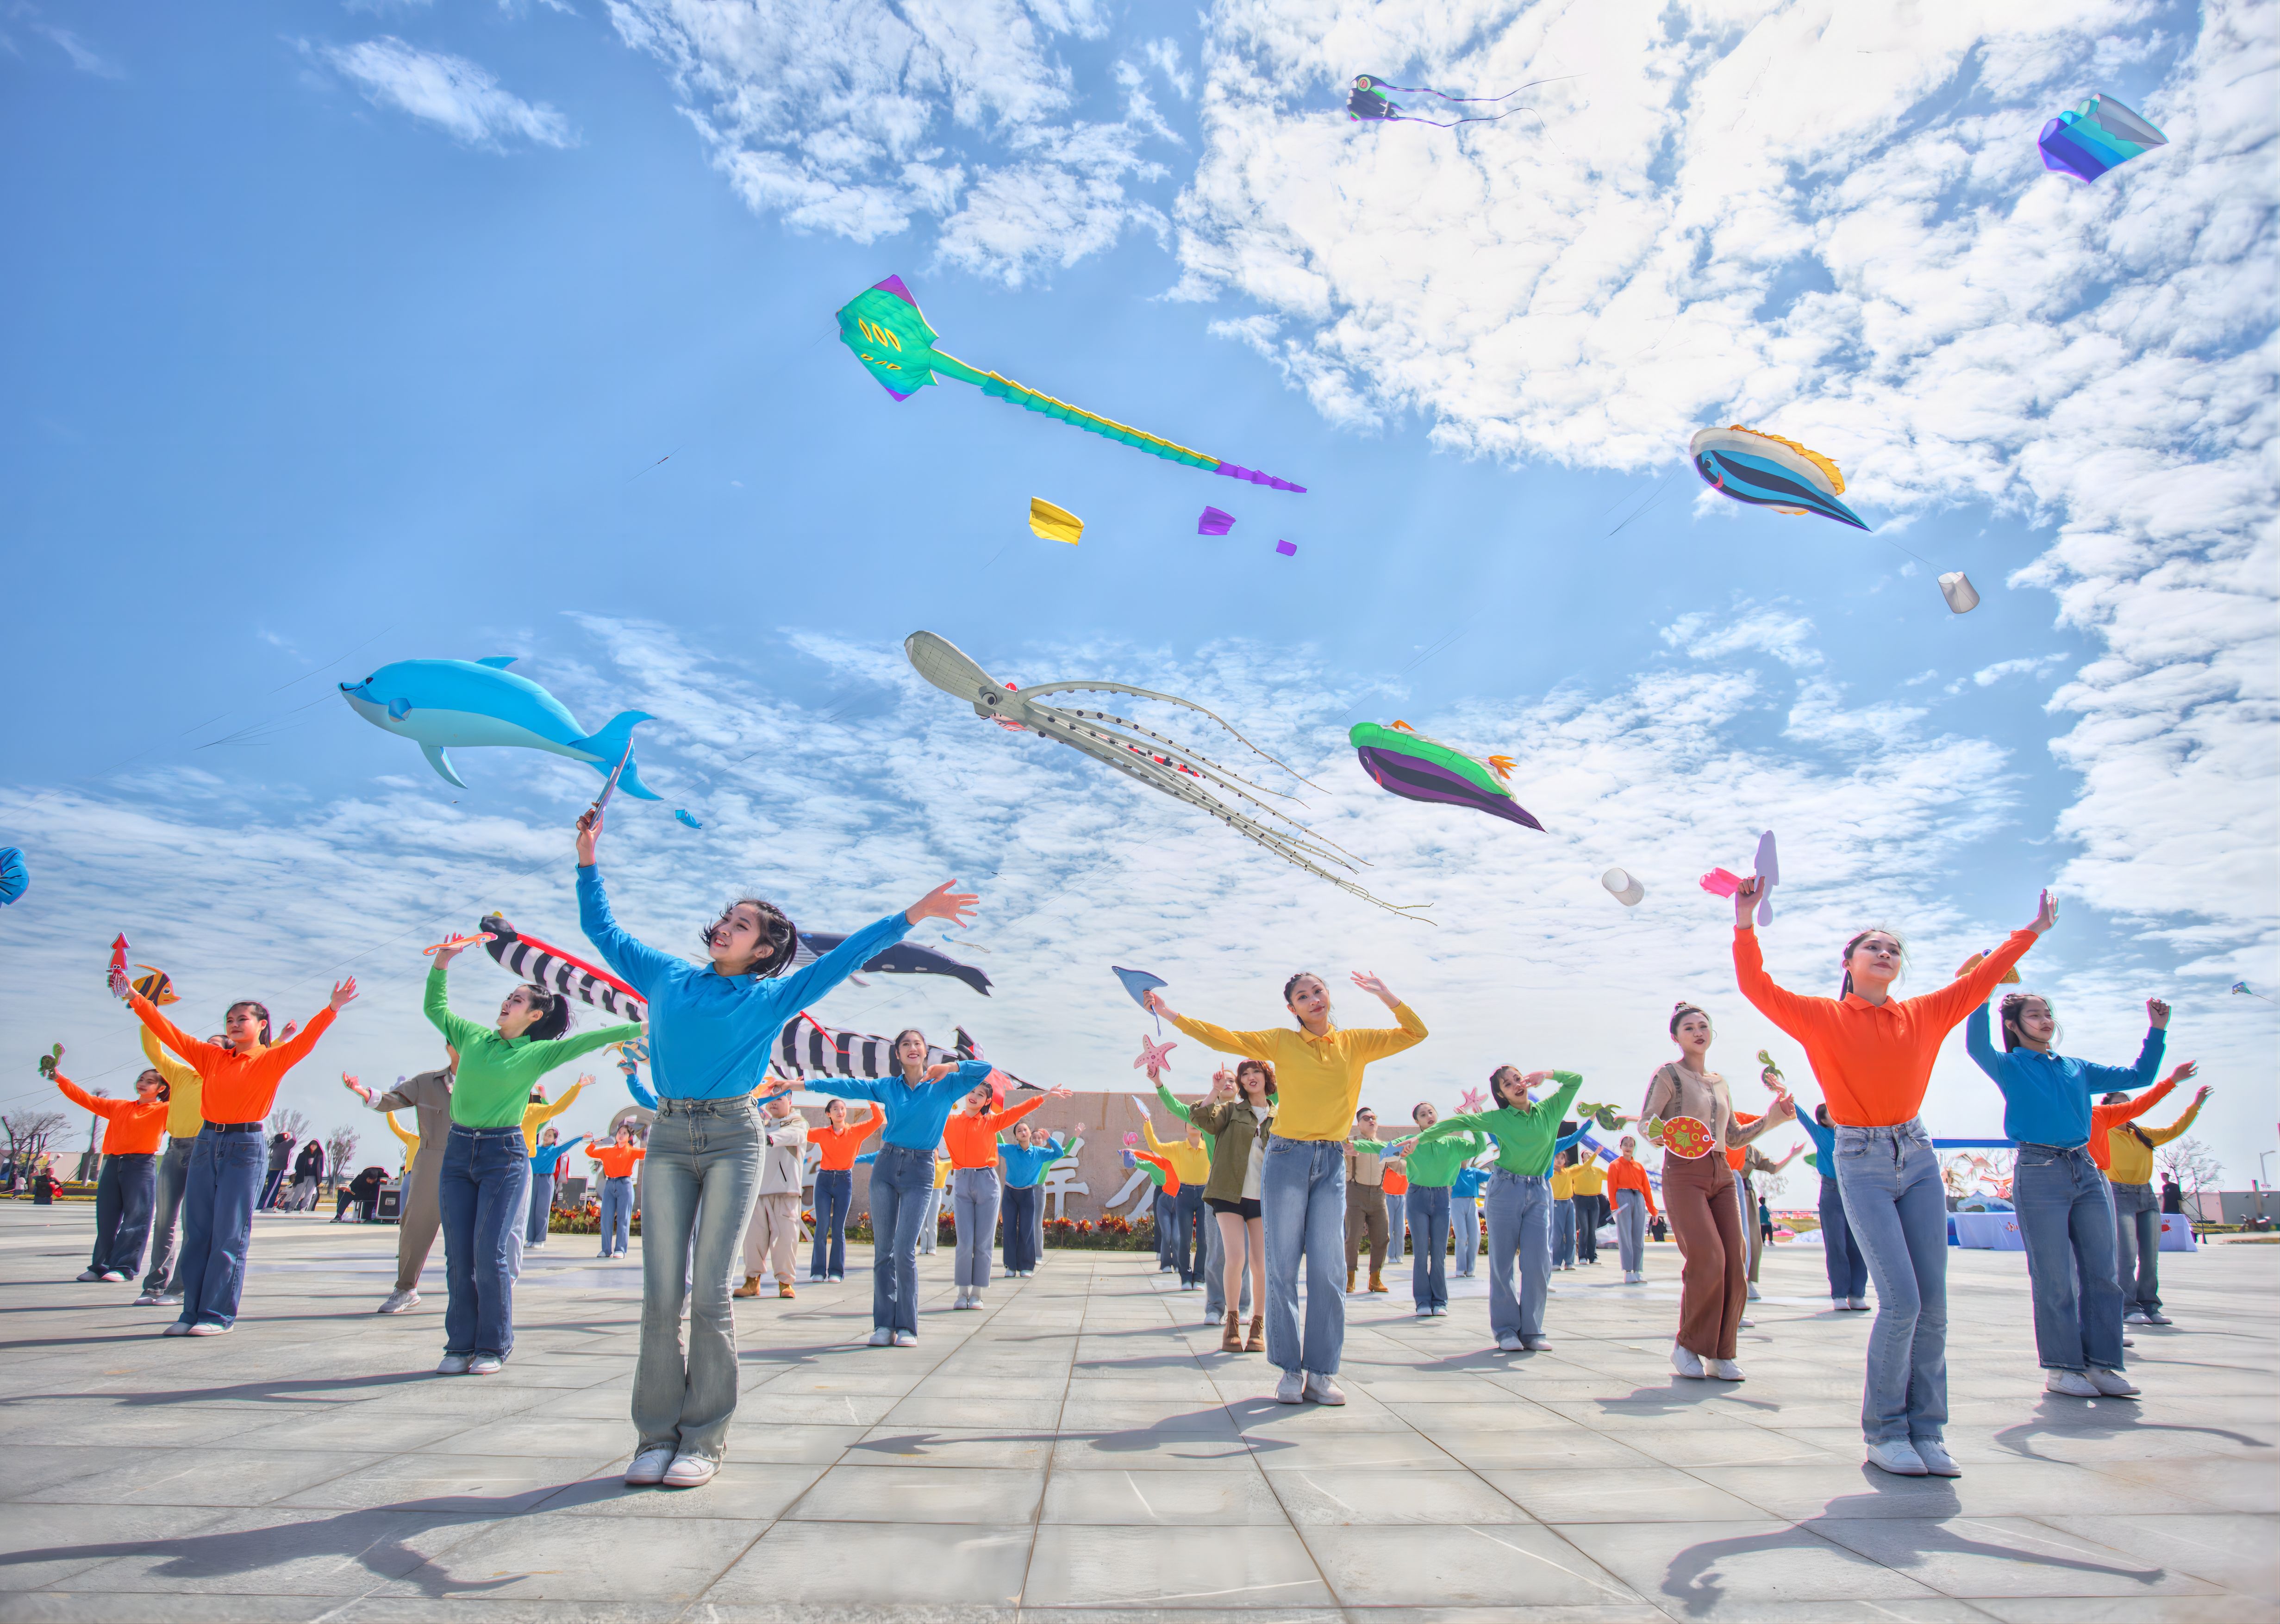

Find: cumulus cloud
1168;0;2277;981
318;36;575;148
605;0;1178;282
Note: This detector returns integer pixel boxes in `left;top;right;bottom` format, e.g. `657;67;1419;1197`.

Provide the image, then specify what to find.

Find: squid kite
908;631;1425;919
838;276;1306;492
1350;721;1543;830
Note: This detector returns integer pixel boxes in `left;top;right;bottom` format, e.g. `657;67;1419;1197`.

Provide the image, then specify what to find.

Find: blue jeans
598;1175;636;1256
1484;1171;1551;1342
2110;1181;2162;1314
1001;1182;1040;1274
1385;1191;1407;1262
1818;1176;1868;1300
1455;1196;1478;1274
1836;1120;1948;1445
1170;1185;1204;1284
143;1139;194;1294
1260;1137;1347;1375
2013;1145;2124;1371
810;1167;852;1278
1154;1189;1175;1267
635;1097;762;1462
439;1125;530;1360
1551;1196;1576;1267
91;1153;157;1276
1409;1184;1450;1310
175;1128;266;1329
868;1144;933;1335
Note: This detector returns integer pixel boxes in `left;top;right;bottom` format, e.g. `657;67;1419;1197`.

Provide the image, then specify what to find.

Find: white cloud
1948;653;2066;694
318;36;575;149
32;21;122;77
606;0;1178;280
1662;606;1823;671
1167;0;2277;985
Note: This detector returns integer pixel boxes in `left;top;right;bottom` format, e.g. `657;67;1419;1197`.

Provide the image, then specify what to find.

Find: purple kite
1198;507;1235;535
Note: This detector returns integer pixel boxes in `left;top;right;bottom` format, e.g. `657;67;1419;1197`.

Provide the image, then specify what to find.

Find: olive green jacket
1188;1097;1274;1204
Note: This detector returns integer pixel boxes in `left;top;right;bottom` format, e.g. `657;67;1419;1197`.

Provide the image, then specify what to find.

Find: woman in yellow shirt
1550;1152;1579;1271
1149;971;1425;1406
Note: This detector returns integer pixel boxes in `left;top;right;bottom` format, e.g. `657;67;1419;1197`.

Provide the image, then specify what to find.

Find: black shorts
1205;1196;1262;1220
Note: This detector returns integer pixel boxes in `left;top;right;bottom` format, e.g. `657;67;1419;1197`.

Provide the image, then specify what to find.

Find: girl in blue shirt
1964;990;2167;1398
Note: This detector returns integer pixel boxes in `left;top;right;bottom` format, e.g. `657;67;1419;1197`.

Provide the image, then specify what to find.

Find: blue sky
3;0;2272;1186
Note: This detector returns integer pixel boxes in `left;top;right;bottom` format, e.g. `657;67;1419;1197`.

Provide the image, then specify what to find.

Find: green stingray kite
836;275;1306;493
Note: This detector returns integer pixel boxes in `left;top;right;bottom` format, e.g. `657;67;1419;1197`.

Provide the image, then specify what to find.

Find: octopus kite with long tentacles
906;631;1427;920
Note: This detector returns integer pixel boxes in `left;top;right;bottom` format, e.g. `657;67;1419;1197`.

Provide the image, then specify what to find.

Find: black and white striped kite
774;1014;1032;1090
481;913;647;1022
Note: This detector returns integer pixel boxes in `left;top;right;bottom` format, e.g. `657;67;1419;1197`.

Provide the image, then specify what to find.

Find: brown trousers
1666;1151;1747;1360
1344;1183;1388;1275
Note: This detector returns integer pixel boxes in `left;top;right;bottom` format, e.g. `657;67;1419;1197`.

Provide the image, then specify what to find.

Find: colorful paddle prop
1650;1114;1715;1159
838;276;1306;492
1699;830;1780;923
1131;1148;1181;1195
1113;966;1168;1032
424;932;497;957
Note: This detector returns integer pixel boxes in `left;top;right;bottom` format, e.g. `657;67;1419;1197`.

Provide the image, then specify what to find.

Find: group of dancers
51;821;2213;1486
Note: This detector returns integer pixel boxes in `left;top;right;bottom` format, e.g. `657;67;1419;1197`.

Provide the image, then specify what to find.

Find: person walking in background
1731;875;2055;1478
135;1024;208;1307
53;1066;169;1283
260;1129;293;1211
1149;971;1427;1406
2101;1070;2210;1329
586;1124;645;1259
286;1138;324;1212
806;1098;881;1282
1403;1101;1487;1317
346;1057;455;1313
1607;1134;1656;1282
737;1091;809;1300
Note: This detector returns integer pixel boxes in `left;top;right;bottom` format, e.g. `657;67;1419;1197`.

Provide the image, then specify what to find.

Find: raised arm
1730;929;1829;1039
768;911;917;1013
531;1023;646;1071
1913;922;2046;1031
1153;1076;1192;1124
2146;1084;2211;1145
984;1094;1046;1132
54;1076;125;1119
261;999;343;1073
2099;1076;2176;1130
1417;1109;1493;1145
423;961;490;1051
1964;1002;2003;1080
124;993;222;1073
138;1027;201;1092
801;1075;891;1104
574;863;678;998
1350;984;1429;1060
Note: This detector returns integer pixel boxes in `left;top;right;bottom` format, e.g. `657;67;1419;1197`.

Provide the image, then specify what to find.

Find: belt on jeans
875;1144;931;1160
206;1122;263;1134
449;1124;526;1137
2017;1141;2091;1157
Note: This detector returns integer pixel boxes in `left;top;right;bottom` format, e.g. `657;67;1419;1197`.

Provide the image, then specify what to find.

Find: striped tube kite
774;1014;1029;1091
1349;721;1544;831
1690;425;1868;530
481;914;648;1021
2039;95;2167;183
837;276;1306;492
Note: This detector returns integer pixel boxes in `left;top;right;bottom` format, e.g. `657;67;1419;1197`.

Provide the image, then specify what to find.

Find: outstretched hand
2027;888;2059;935
1734;876;1764;927
2161;1060;2199;1089
432;943;465;970
1351;971;1398;1007
922;1060;960;1083
2147;998;2171;1030
907;880;979;928
1144;989;1181;1024
1045;1084;1074;1100
2190;1084;2213;1106
327;979;358;1014
576;807;604;866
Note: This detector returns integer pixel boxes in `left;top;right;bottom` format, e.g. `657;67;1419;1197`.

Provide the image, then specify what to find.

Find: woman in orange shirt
55;1066;170;1283
807;1099;882;1283
1730;876;2055;1479
586;1125;646;1259
942;1080;1063;1308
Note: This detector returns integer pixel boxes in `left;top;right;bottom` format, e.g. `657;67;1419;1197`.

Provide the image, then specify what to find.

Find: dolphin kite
339;657;659;797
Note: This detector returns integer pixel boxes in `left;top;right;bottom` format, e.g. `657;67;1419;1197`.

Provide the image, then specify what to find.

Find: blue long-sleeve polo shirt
1964;1002;2165;1149
998;1135;1066;1188
804;1060;996;1152
577;865;912;1101
1799;1112;1836;1174
531;1135;587;1174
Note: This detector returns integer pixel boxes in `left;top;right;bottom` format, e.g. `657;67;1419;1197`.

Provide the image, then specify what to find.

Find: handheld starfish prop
1134;1035;1177;1080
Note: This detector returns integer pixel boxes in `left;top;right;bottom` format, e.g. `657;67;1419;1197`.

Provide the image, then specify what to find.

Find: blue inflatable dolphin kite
339;656;659;797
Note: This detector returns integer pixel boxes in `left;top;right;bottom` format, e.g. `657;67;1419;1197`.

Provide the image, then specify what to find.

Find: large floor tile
1042;1465;1285;1525
1268;1466;1533;1525
706;1519;1033;1606
783;1462;1045;1523
1021;1523;1334;1609
1299;1521;1642;1608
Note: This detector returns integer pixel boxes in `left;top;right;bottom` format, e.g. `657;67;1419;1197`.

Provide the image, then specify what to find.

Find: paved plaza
0;1202;2272;1623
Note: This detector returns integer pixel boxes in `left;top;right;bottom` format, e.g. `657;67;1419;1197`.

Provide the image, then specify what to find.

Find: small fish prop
1955;950;2023;986
1198;507;1235;535
1650;1114;1714;1159
0;846;26;906
424;932;497;957
1029;498;1083;544
37;1043;62;1079
1351;720;1542;831
2039;93;2167;183
674;809;703;830
838;276;1306;490
1113;966;1168;1032
1574;1100;1634;1132
130;965;180;1007
1134;1034;1177;1080
1699;832;1779;923
1690;425;1868;530
1601;868;1644;907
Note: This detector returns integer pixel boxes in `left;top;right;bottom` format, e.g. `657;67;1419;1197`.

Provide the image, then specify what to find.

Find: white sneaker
2044;1369;2100;1397
1913;1438;1962;1476
1847;1296;1869;1311
1497;1333;1523;1352
1274;1369;1306;1404
1831;1299;1849;1312
1738;1318;1753;1329
867;1327;893;1346
1522;1335;1551;1351
662;1454;717;1488
1745;1282;1762;1300
161;1321;191;1337
186;1322;231;1336
468;1355;503;1375
1671;1344;1706;1378
378;1289;420;1314
2123;1308;2150;1325
969;1291;984;1307
1710;1358;1745;1381
76;1270;102;1282
951;1287;970;1309
893;1331;918;1347
1431;1305;1448;1316
100;1271;128;1283
1303;1372;1346;1406
2088;1367;2141;1398
1865;1439;1928;1476
133;1290;165;1306
436;1354;472;1375
2142;1309;2173;1326
624;1447;674;1485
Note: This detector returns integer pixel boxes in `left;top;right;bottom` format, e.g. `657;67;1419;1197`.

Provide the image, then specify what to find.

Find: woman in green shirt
426;944;643;1375
1417;1068;1584;1353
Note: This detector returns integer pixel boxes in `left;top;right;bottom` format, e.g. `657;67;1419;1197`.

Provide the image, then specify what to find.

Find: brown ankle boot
1220;1311;1242;1352
1244;1313;1265;1352
1368;1271;1388;1294
1347;1268;1356;1293
732;1274;761;1299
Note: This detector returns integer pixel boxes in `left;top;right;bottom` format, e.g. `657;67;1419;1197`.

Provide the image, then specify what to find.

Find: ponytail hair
1668;1002;1707;1037
519;983;573;1043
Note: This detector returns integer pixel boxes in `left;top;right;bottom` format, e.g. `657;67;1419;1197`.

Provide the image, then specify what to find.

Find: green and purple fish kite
836;276;1305;493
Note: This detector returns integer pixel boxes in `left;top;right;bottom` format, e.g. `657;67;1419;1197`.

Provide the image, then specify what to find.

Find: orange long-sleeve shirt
1606;1154;1657;1219
56;1076;169;1156
2090;1079;2174;1173
943;1095;1043;1170
586;1143;646;1179
127;992;337;1125
1724;1111;1762;1171
1732;927;2036;1126
810;1106;884;1171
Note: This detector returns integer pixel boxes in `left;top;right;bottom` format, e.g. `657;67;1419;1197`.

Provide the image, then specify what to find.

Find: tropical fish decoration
1350;721;1542;831
1690;425;1868;530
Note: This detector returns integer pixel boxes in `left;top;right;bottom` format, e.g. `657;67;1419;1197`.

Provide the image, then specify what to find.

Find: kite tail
1016;680;1325;790
1056;707;1296;800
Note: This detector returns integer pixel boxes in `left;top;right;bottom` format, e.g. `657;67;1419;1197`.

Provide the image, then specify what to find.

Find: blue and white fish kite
1690;425;1868;531
340;657;657;796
